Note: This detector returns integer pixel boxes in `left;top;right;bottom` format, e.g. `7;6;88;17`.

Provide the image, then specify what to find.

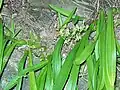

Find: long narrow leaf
36;67;47;90
86;55;94;90
65;64;79;90
52;37;64;81
10;16;15;37
116;39;120;56
0;0;3;9
60;8;77;28
4;76;20;90
74;41;96;65
49;4;85;21
45;55;53;90
53;41;80;90
28;49;37;90
74;25;97;65
1;42;17;75
4;60;48;90
16;50;28;90
96;10;106;90
104;8;116;89
65;29;91;90
92;58;99;90
58;12;63;27
20;60;48;75
0;18;3;73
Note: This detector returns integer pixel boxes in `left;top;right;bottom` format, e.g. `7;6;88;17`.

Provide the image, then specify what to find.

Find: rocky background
0;0;120;90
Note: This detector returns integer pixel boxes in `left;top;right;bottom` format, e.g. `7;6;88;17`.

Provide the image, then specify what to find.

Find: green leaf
92;58;99;90
45;55;53;90
4;53;48;90
74;25;96;66
49;4;85;21
65;64;80;90
52;37;64;81
96;9;106;90
16;50;28;90
10;16;15;37
58;12;63;27
53;40;80;90
60;8;77;29
72;15;79;25
0;0;3;9
86;55;94;90
0;18;3;73
4;76;21;90
104;8;116;89
28;49;37;90
36;67;47;90
116;39;120;56
20;60;48;76
74;41;95;65
1;42;17;75
65;29;91;90
87;54;99;90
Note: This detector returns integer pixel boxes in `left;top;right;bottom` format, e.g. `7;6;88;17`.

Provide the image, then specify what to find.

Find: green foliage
52;37;64;81
0;17;4;73
16;50;28;90
28;49;37;90
49;4;85;21
0;2;120;90
0;16;19;75
0;0;2;9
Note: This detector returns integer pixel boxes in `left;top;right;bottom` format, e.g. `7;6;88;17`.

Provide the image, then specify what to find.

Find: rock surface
0;0;120;90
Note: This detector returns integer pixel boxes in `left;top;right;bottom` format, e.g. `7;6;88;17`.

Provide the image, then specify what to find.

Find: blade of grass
104;8;116;89
16;50;28;90
0;0;3;9
45;55;53;90
0;18;3;73
86;55;94;90
74;23;97;65
58;12;63;27
53;40;80;90
9;17;21;38
65;29;91;90
20;60;48;75
83;27;97;90
49;4;73;17
72;15;79;25
36;67;47;90
87;53;99;90
92;57;99;90
74;18;99;66
60;8;77;29
96;9;106;90
10;16;15;37
65;64;80;90
5;25;21;38
1;42;17;75
75;85;79;90
52;37;64;81
4;76;21;90
116;39;120;59
49;4;85;20
28;49;37;90
74;41;96;65
4;60;48;90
